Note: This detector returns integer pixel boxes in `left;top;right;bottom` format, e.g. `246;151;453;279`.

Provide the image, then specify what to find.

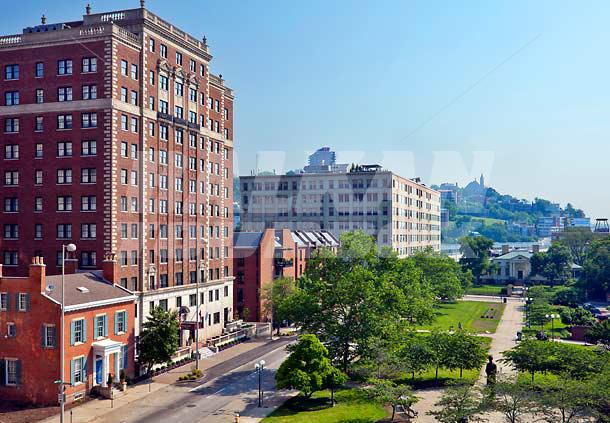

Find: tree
489;380;537;423
586;320;610;346
275;334;345;399
459;236;494;283
502;340;556;382
412;249;472;301
558;227;598;266
559;306;595;326
399;336;434;381
428;383;487;423
583;238;610;299
325;367;348;406
260;277;296;334
447;331;488;379
364;379;418;422
427;331;451;381
530;243;572;285
138;307;180;375
535;379;597;423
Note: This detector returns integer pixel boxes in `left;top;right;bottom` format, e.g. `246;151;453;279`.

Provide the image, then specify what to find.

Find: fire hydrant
234;413;240;423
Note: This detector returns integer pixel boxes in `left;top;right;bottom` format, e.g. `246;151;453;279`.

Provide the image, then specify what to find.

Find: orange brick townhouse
0;257;136;405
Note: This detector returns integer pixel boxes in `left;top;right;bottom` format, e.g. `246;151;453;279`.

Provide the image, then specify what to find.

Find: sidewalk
38;338;282;423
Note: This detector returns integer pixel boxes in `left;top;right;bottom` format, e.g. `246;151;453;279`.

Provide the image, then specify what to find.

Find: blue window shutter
41;325;46;348
25;294;30;311
14;294;19;310
81;357;87;381
103;315;108;337
15;360;21;385
114;311;119;335
70;321;75;346
93;316;98;338
122;345;129;369
82;319;87;343
5;294;9;311
123;311;128;333
70;359;75;386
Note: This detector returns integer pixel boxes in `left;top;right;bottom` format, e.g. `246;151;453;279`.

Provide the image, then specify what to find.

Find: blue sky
5;1;610;218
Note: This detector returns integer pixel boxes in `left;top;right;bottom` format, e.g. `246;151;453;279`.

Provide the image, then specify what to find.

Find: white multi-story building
239;165;441;256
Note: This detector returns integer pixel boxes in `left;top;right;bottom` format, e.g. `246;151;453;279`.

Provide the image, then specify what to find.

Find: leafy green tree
399;335;434;381
559;306;595;326
459;236;494;283
325;367;348;406
275;334;345;398
535;379;597;423
583;237;610;299
558;227;599;266
586;320;610;346
412;249;472;301
364;379;418;421
489;379;537;423
502;340;556;382
551;285;584;307
260;277;296;334
530;243;572;285
428;383;487;423
138;307;180;375
447;331;488;379
427;331;451;381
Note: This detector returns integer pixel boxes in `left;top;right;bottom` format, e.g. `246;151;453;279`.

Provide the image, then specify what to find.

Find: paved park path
411;296;525;422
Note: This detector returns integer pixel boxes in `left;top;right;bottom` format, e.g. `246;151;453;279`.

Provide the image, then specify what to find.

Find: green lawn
466;284;504;296
418;301;506;333
523;307;570;339
262;389;386;423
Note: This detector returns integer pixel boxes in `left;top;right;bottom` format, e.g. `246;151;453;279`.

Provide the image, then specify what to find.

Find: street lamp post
195;239;208;371
525;297;532;328
546;313;557;340
60;243;76;423
255;359;266;407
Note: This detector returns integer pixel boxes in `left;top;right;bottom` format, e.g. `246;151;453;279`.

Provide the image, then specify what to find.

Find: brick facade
0;5;235;340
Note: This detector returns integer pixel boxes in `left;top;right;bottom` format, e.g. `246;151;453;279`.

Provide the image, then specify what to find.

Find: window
0;292;7;310
130;143;137;159
82;57;97;73
159;100;168;114
81;195;96;211
57;141;72;157
34;197;42;212
200;64;205;76
131;250;138;265
35;62;44;77
160;150;168;165
160;124;168;140
17;293;29;311
115;310;127;334
4;144;18;159
58;59;73;75
42;324;56;348
57;169;72;184
5;359;20;386
149;38;155;52
149;70;155;85
82;140;97;156
175;106;183;119
34;224;42;239
57;224;72;239
175;82;184;97
130;170;137;186
35;117;43;132
120;60;128;76
81;168;96;183
160;44;167;58
4;224;18;239
5;91;19;106
130;64;138;80
224;108;229;120
3;251;18;266
149;121;155;136
121;115;128;130
131;223;138;239
120;87;128;102
120;142;128;158
131;197;138;212
160;75;168;90
57;196;72;212
5;118;19;133
57;114;73;130
58;86;72;101
95;315;107;338
82;113;97;128
81;224;96;239
4;171;19;186
213;312;220;324
82;85;97;100
149;96;155;110
81;251;96;267
189;59;196;72
71;357;85;385
5;64;19;80
131;117;138;133
176;51;183;65
4;198;18;212
175;272;183;285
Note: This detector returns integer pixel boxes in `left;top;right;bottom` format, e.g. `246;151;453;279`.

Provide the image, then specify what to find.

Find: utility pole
60;244;76;423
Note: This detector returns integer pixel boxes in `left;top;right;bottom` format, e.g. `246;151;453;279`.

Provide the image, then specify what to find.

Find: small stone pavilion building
0;256;136;405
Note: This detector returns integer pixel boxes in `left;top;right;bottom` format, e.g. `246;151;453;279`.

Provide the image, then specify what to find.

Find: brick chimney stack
103;253;117;284
29;256;46;291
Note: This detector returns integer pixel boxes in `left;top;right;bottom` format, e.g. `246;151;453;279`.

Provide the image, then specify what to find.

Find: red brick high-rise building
0;3;235;340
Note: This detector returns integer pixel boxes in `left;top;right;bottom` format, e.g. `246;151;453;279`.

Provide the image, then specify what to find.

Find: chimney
41;14;46;24
532;244;540;254
103;253;117;283
29;256;46;291
62;251;78;275
502;244;510;255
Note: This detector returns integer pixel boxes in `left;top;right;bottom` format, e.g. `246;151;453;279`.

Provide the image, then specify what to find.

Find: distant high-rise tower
308;147;336;167
480;174;485;187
